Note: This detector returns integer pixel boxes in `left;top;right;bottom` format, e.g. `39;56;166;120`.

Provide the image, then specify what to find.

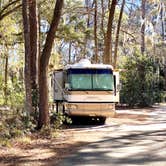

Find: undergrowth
0;107;71;147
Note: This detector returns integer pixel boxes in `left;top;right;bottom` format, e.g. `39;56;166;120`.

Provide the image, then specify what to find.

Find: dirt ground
0;130;86;166
0;104;164;166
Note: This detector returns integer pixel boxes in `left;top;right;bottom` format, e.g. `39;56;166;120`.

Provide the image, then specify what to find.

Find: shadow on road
58;129;166;166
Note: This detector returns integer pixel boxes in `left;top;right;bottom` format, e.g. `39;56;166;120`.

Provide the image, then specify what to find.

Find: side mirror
113;75;116;95
117;83;121;92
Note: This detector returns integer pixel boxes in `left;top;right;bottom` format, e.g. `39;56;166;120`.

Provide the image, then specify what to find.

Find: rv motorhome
51;59;120;124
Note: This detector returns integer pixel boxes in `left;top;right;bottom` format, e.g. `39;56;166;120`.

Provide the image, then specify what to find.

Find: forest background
0;0;166;144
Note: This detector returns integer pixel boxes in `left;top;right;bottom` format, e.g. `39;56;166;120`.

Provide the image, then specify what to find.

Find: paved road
58;104;166;166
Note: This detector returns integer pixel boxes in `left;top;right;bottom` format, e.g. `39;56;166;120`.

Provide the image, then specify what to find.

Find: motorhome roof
65;59;113;70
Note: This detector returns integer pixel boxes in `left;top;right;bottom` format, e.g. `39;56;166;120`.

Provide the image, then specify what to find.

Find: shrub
120;50;164;107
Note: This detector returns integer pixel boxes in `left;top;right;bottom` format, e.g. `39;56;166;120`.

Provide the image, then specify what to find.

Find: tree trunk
29;0;39;115
93;0;98;63
29;0;38;90
68;42;72;64
160;2;165;41
141;0;146;55
38;0;64;129
22;0;33;114
113;0;125;68
83;0;90;59
103;0;117;64
4;51;8;105
101;0;105;36
38;6;41;85
38;68;49;127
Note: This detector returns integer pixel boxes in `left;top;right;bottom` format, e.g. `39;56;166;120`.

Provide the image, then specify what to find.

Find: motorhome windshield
68;68;113;90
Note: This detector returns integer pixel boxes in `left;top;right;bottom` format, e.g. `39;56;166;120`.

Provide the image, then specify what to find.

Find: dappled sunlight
58;129;166;166
0;139;85;166
58;105;166;166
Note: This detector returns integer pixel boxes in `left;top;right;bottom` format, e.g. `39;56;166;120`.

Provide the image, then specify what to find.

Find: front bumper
64;103;116;117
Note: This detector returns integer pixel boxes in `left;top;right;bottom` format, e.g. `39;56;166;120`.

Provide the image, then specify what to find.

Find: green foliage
114;5;128;24
50;112;72;129
0;116;22;146
0;16;18;44
59;24;85;42
5;75;24;107
37;112;72;139
0;107;72;146
32;87;39;108
120;50;164;107
38;125;52;137
0;108;36;146
49;52;64;70
0;137;11;147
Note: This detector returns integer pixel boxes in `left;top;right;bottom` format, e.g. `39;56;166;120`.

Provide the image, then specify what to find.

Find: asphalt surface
58;104;166;166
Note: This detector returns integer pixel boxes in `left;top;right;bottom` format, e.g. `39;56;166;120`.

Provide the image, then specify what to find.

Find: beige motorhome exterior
51;59;120;123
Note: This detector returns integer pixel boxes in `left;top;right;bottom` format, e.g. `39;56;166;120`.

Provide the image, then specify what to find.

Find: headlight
70;105;77;110
65;104;77;110
108;104;114;109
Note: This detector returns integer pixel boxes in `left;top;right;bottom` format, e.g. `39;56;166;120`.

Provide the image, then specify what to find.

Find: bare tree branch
121;29;137;42
0;4;21;21
0;0;20;15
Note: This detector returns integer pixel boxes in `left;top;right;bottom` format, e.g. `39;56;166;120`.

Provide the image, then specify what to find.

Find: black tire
99;117;106;125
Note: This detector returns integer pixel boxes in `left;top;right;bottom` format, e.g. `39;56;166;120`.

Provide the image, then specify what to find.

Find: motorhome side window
67;68;114;91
